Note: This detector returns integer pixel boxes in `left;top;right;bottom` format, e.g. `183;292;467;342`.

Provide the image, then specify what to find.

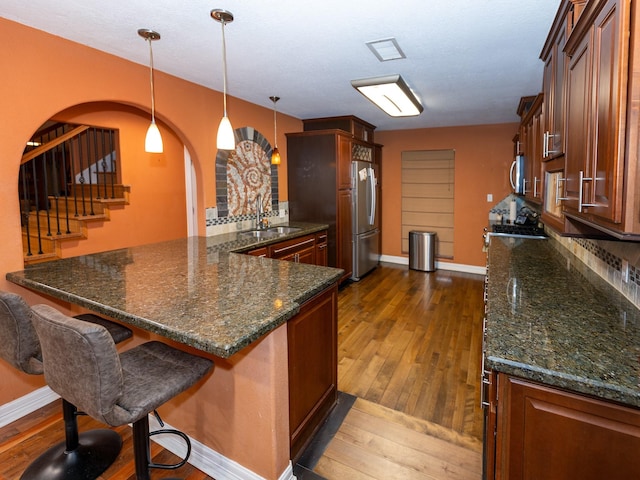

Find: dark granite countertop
485;236;640;407
7;223;342;359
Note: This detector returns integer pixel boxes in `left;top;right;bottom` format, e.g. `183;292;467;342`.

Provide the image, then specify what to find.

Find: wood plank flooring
314;397;482;480
0;262;485;479
0;399;214;479
337;263;485;440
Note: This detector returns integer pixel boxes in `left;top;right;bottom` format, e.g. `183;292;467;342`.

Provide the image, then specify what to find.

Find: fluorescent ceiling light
351;74;423;117
366;38;406;62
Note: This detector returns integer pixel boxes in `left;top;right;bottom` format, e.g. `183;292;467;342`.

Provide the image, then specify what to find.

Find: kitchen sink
239;229;281;239
267;226;302;234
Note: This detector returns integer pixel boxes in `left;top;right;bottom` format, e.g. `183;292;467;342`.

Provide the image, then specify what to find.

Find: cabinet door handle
556;176;568;204
543;132;548;157
533;177;540;197
578;170;597;212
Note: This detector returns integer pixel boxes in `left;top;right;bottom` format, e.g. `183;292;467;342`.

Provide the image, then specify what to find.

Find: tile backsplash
548;228;640;310
205;201;289;237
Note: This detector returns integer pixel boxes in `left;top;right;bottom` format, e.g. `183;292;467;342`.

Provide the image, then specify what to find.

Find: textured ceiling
1;0;559;131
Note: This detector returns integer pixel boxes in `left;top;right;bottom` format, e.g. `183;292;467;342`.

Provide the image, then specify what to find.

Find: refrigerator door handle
368;167;376;225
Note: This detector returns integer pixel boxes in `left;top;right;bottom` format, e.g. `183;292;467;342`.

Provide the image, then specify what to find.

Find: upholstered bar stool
0;290;132;479
31;303;214;480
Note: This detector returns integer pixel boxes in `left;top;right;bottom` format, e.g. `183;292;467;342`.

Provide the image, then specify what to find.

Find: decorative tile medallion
215;127;279;220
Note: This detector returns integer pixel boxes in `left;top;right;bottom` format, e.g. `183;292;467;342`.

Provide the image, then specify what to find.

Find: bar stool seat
0;290;132;480
31;303;214;480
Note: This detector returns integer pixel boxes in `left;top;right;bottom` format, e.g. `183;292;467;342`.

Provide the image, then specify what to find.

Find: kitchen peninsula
6;223;342;480
483;235;640;479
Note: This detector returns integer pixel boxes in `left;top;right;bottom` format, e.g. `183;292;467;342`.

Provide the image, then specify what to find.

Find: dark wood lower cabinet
288;284;338;462
487;373;640;479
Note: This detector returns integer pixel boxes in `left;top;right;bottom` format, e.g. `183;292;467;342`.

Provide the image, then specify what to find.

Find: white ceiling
2;0;559;131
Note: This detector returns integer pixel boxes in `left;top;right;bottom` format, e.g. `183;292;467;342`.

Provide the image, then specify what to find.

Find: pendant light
211;9;236;151
138;29;163;153
270;96;281;165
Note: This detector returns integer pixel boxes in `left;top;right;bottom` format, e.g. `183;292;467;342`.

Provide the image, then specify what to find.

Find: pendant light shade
145;120;163;153
138;29;163;153
217;115;235;151
270;96;281;165
211;9;236;151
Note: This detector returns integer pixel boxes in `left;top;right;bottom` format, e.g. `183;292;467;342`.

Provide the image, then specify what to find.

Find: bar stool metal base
20;429;121;480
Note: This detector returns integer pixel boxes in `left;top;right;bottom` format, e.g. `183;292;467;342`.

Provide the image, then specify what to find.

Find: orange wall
0;18;301;479
376;123;518;267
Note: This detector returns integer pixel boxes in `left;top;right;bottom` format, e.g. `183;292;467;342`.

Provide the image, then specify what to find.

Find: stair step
69;183;130;200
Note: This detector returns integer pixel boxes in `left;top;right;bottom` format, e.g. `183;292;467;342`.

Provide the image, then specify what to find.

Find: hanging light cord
221;19;228;117
147;38;156;123
273;101;278;147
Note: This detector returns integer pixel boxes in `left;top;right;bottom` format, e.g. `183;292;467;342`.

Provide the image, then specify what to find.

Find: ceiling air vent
366;38;406;62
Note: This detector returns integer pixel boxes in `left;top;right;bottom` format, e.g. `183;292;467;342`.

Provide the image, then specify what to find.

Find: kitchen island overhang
7;231;342;480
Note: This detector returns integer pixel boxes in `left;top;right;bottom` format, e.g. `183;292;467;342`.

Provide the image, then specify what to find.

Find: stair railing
19;124;119;258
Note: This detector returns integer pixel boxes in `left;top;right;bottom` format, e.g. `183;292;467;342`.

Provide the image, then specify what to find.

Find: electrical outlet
487;193;493;202
622;259;630;283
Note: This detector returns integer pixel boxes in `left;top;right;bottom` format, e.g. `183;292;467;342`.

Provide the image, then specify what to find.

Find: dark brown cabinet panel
288;284;338;462
315;232;328;267
492;374;640;480
562;0;639;235
520;94;544;203
287;127;367;283
269;234;316;264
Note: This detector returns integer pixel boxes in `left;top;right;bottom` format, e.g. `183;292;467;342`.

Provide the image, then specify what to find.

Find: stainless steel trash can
409;231;436;272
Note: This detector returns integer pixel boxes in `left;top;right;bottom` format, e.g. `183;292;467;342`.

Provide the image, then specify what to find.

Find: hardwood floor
0;262;485;479
337;262;485;440
314;397;482;480
0;400;214;479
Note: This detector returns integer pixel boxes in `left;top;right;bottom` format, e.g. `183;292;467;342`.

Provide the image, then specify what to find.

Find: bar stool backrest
0;291;43;375
31;304;124;424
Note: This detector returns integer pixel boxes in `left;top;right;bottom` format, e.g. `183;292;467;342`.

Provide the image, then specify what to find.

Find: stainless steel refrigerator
351;160;380;281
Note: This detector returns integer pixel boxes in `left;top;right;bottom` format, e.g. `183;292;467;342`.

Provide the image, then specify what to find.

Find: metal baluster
60;143;71;234
87;129;95;215
41;153;52;238
109;129;116;199
31;159;44;254
71;136;80;217
20;165;33;257
99;128;107;199
50;148;62;236
78;131;87;216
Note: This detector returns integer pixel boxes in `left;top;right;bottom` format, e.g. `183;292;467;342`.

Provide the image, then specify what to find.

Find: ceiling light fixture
211;9;236;151
351;74;423;117
138;28;163;153
269;96;281;165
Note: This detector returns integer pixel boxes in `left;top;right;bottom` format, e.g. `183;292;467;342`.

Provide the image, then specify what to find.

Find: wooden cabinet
303;115;375;143
561;0;640;237
486;373;640;479
245;246;268;257
244;231;328;266
541;1;584;159
316;232;328;267
288;120;377;283
270;234;316;264
288;284;338;462
520;94;544;203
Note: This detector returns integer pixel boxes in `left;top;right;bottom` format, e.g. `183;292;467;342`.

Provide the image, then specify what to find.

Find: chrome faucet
255;193;264;229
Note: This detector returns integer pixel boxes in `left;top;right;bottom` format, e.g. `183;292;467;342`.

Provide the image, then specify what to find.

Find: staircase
19;123;131;265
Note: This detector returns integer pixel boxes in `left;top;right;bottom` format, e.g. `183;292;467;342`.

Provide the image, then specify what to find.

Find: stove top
491;224;547;236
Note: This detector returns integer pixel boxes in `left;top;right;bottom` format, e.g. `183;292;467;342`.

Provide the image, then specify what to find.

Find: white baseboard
380;255;487;276
0;389;293;480
0;386;59;428
147;414;295;480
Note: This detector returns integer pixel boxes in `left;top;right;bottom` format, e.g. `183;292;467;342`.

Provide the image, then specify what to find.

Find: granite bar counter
485;236;640;407
7;222;341;358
